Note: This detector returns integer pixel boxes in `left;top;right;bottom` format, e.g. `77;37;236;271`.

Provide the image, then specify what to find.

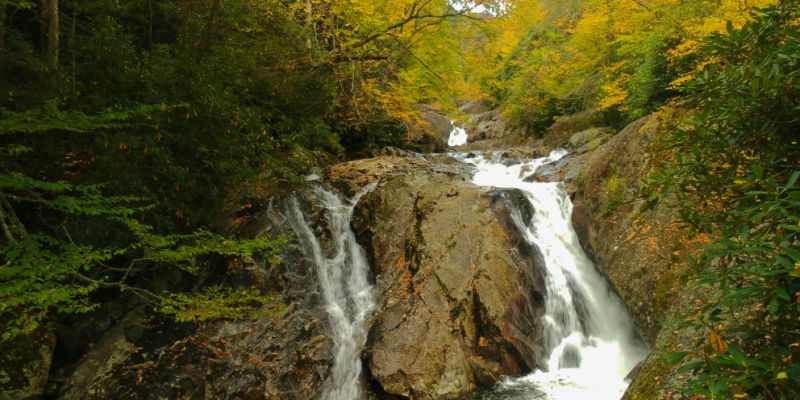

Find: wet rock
570;202;593;258
0;326;56;400
561;156;584;181
500;146;550;160
355;170;546;399
523;164;560;183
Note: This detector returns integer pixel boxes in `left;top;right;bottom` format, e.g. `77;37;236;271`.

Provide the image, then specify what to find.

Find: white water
286;184;376;400
448;120;468;146
452;150;648;400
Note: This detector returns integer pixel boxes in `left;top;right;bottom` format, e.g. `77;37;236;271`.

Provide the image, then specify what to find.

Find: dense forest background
1;0;798;398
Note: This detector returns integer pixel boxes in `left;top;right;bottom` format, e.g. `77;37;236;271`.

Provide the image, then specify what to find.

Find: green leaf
751;164;764;179
666;351;691;365
776;286;791;301
769;297;780;314
787;171;800;188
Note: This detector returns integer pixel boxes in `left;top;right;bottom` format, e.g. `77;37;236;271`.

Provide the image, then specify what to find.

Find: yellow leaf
709;329;727;353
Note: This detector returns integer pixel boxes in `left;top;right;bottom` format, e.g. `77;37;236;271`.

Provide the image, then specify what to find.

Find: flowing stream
451;148;648;399
284;123;646;399
286;183;376;400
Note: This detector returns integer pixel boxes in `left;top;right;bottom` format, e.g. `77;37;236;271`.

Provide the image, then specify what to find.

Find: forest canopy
1;0;799;398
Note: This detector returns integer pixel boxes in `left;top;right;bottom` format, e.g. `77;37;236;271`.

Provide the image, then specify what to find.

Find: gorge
11;104;686;400
2;2;798;399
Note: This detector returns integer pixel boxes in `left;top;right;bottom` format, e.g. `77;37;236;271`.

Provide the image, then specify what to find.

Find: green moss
601;173;624;216
626;350;671;399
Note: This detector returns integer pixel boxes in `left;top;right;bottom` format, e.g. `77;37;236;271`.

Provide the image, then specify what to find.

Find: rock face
0;326;56;400
572;113;687;342
59;308;147;400
466;110;515;143
52;194;340;400
420;111;454;144
567;110;716;399
354;169;546;398
543;109;608;149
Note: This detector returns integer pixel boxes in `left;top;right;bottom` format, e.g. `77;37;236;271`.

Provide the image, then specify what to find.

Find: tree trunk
0;3;7;52
41;0;59;69
305;0;313;48
202;0;222;50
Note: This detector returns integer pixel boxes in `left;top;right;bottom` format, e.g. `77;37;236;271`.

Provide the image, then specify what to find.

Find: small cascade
453;150;648;399
448;121;468;146
285;183;377;400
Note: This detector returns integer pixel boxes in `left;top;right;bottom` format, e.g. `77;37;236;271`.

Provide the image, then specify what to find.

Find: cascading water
285;183;377;400
452;150;648;399
448;121;468;146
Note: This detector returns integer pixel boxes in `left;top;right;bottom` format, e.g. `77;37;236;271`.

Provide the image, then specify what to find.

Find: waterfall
285;183;376;400
448;121;468;146
452;150;648;399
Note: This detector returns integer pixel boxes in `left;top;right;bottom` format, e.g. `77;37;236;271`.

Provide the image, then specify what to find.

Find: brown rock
355;170;545;399
544;110;606;149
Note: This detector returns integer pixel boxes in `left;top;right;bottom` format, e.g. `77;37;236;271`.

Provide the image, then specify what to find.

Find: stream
452;148;648;399
286;183;377;400
286;122;647;399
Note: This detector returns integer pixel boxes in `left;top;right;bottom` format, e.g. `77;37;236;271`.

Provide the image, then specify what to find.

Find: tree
644;2;800;397
40;0;57;68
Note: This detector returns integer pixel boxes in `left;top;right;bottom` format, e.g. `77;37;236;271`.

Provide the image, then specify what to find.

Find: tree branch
330;54;390;63
0;193;25;241
629;0;652;12
73;272;163;305
348;11;480;51
0;201;16;244
389;33;449;90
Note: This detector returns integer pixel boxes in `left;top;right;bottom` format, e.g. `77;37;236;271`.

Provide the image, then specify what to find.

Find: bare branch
388;33;449;90
629;0;652;12
73;272;163;305
0;202;16;244
331;54;390;63
348;11;481;51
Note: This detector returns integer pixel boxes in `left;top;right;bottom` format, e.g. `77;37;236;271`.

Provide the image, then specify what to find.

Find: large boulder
354;169;546;399
543;109;607;149
459;100;491;115
0;326;56;400
464;110;517;145
420;111;454;144
59;307;147;400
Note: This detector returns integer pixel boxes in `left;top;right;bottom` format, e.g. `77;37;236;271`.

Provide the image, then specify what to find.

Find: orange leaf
710;329;727;353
